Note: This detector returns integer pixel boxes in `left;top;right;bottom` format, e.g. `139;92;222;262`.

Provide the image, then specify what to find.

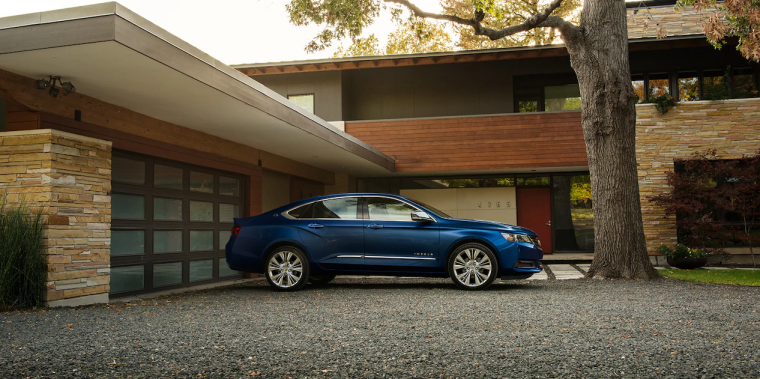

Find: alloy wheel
267;250;304;288
452;248;493;288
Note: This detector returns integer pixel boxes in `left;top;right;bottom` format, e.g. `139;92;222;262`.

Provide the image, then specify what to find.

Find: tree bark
564;0;659;278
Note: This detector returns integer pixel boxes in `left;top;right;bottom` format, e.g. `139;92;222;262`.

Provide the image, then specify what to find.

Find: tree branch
384;0;579;42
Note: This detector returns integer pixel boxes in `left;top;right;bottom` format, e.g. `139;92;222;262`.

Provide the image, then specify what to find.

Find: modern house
0;1;758;306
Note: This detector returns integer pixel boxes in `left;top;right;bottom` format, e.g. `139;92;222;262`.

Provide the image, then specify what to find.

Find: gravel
1;277;759;378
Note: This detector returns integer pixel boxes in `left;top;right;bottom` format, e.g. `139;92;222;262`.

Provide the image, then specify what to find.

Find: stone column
0;129;112;307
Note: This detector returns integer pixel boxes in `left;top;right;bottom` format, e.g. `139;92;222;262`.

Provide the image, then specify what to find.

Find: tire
264;246;310;291
308;274;337;286
447;243;498;290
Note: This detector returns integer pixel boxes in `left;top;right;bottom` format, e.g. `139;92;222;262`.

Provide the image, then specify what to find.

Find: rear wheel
265;246;309;291
448;243;498;290
309;274;336;286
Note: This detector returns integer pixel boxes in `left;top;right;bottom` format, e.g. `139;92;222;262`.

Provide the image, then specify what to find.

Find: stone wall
636;98;760;255
627;5;715;39
0;129;112;307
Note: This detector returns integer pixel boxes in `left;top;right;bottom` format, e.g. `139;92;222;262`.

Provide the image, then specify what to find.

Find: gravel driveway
2;277;759;378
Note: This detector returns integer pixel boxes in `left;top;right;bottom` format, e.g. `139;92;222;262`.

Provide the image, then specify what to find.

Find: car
225;193;543;291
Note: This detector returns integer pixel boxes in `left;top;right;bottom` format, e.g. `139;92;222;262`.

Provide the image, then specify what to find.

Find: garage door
109;151;244;297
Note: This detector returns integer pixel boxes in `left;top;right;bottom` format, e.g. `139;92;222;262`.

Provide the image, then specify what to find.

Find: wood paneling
345;112;587;172
0;68;335;184
3;100;40;131
290;176;324;203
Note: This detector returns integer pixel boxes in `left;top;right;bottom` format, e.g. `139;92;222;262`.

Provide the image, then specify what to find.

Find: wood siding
345;112;587;172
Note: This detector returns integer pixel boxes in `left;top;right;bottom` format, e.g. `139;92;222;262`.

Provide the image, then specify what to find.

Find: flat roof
0;2;395;176
233;35;708;76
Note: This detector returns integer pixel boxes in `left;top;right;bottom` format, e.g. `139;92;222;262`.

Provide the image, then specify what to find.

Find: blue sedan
225;193;543;291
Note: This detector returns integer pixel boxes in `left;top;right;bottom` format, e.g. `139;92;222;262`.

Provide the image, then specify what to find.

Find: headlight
501;233;541;246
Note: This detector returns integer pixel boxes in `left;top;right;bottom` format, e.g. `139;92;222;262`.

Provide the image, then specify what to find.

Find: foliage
657;243;710;259
660;269;760;286
650;150;760;261
440;0;581;50
675;0;760;62
333;18;453;57
291;0;581;55
647;93;677;114
570;175;592;206
0;203;46;309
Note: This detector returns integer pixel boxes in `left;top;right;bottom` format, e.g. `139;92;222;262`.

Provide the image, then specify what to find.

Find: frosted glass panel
154;230;182;253
154;197;183;221
190;259;213;282
190;201;213;222
190;171;213;193
219;230;231;250
218;258;239;277
112;194;144;219
112;157;145;184
154;165;183;189
220;177;240;197
110;266;144;293
112;230;144;256
190;230;213;251
153;262;182;287
219;203;239;223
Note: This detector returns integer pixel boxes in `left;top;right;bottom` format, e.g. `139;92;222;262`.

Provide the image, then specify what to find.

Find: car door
293;197;364;270
363;197;440;271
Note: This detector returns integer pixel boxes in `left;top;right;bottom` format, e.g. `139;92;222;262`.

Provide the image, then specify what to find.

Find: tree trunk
565;0;659;278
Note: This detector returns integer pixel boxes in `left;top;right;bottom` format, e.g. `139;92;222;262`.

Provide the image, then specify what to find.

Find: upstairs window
288;94;314;114
677;72;700;102
545;84;581;111
647;73;670;99
702;70;728;100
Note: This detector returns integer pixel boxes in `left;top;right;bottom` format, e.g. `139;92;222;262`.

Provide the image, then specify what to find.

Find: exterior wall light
33;76;76;98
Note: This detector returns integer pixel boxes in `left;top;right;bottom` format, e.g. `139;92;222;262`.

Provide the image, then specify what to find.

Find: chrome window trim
281;195;436;223
335;254;436;261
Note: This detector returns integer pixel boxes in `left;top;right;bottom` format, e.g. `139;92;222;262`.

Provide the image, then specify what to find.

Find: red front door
516;187;553;253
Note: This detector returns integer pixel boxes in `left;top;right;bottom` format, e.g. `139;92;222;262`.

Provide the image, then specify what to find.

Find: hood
445;218;537;236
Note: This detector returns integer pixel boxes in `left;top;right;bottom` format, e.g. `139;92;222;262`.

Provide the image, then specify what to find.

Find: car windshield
407;199;452;219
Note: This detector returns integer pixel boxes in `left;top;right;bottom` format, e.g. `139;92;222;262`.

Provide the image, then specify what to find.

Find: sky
0;0;444;65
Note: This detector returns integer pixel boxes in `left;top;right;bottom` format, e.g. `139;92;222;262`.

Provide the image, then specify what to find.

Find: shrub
0;203;46;309
658;244;710;259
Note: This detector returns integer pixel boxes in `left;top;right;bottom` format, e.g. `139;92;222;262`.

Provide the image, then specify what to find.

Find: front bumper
491;237;543;278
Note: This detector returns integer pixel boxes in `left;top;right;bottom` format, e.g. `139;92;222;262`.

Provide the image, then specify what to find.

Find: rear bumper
225;236;266;273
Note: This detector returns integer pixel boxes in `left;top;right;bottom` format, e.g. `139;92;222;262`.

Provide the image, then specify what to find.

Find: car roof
283;193;410;209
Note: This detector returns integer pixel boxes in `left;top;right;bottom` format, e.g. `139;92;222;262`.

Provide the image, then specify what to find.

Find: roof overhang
0;2;395;176
234;35;710;76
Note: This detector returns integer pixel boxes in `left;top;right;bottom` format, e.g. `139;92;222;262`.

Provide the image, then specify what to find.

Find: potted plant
658;244;710;269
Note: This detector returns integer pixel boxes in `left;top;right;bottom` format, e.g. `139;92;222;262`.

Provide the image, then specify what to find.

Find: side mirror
411;211;434;222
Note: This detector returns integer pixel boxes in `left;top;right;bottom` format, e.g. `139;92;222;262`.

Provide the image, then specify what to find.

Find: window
732;68;757;98
677;72;700;102
545;84;581;111
288;94;314;114
311;198;359;219
288;203;313;219
112;194;144;219
110;266;144;293
190;171;213;193
367;197;417;221
648;73;670;99
552;175;594;252
517;100;539;113
111;231;145;256
517;177;550;186
703;70;727;100
154;165;183;189
631;74;646;104
112;157;145;185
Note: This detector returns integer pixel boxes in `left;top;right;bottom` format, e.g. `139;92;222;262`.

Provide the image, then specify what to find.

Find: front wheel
265;247;309;291
448;243;498;290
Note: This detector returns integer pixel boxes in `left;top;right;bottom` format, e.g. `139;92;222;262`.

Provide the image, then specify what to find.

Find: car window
288;203;313;219
367;197;418;221
311;197;359;219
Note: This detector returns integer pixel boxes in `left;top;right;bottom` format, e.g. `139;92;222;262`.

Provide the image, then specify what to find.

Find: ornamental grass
0;203;46;309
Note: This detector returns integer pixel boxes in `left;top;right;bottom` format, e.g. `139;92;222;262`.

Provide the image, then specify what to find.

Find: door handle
546;221;552;226
367;224;383;229
308;223;324;229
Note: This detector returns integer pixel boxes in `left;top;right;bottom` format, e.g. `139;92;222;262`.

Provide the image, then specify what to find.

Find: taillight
231;225;241;237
